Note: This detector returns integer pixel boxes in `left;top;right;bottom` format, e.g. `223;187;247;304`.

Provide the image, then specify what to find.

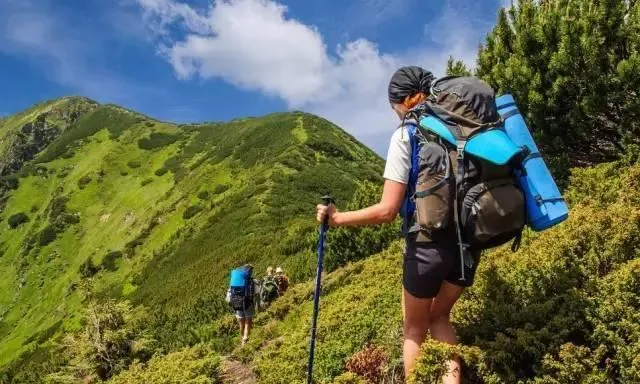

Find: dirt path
220;357;257;384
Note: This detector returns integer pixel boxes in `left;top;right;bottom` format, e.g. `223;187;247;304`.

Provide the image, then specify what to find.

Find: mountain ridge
0;96;386;371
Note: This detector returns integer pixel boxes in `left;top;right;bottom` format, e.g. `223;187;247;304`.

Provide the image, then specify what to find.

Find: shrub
102;251;123;272
79;257;99;278
213;184;230;194
38;225;57;246
137;132;181;150
0;175;19;190
46;300;156;382
197;190;210;200
183;205;204;220
345;345;389;384
154;167;168;177
140;178;153;187
333;372;366;384
107;344;220;384
127;161;141;169
8;212;29;229
78;175;92;189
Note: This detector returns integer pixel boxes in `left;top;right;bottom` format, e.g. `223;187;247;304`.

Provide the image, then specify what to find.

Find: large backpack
260;277;279;307
228;266;254;311
402;76;528;280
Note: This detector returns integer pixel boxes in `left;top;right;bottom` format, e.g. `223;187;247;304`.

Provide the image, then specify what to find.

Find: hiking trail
220;357;257;384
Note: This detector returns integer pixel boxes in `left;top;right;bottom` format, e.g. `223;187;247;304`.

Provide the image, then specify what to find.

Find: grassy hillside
232;154;640;383
0;97;385;375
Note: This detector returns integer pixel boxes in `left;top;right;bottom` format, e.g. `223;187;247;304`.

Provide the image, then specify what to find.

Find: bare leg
402;288;433;378
243;317;252;342
429;281;465;384
237;318;246;345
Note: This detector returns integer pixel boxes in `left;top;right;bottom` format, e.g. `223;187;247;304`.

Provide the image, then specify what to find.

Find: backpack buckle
456;142;466;160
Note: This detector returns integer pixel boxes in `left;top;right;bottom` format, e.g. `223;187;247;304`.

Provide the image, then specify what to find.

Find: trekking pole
307;195;334;384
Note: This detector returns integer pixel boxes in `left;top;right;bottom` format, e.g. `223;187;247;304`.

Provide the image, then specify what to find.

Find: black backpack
405;76;527;279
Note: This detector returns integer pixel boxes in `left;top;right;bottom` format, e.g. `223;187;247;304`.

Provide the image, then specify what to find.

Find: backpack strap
401;122;421;237
453;140;473;281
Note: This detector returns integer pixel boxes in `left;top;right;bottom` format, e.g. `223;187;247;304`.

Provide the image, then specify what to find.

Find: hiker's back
405;75;527;260
228;266;253;311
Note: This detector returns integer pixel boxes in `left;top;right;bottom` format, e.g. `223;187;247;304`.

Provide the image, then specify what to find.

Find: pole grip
320;195;335;227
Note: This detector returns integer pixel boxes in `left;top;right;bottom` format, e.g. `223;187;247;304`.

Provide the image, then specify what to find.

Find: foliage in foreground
234;156;640;384
106;344;220;384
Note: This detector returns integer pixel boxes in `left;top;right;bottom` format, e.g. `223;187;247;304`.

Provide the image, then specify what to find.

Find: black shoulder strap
454;139;473;281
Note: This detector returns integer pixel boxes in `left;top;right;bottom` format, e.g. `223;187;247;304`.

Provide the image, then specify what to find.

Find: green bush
8;212;29;229
183;205;204;220
197;191;210;200
141;178;153;187
102;251;123;272
46;299;156;382
79;257;99;278
0;175;19;190
138;132;181;150
154;168;168;177
38;225;57;246
213;184;230;195
127;161;142;169
77;175;92;189
107;344;220;384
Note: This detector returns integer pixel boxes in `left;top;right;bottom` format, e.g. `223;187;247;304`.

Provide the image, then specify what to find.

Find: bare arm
316;179;407;226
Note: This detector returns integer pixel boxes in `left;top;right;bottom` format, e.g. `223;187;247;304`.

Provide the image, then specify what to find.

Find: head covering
276;267;283;274
267;266;273;275
388;66;435;104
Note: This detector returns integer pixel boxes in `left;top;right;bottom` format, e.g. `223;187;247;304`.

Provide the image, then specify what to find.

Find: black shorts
403;239;481;299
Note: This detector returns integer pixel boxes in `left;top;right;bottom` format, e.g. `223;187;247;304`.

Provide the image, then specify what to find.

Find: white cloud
136;0;485;156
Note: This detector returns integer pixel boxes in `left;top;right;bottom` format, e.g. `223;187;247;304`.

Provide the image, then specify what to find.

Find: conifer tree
473;0;640;181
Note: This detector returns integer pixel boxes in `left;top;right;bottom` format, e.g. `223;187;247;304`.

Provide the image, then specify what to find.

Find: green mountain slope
0;97;384;369
235;156;640;383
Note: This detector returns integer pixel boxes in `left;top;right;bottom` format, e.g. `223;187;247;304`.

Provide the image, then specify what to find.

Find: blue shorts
235;307;254;319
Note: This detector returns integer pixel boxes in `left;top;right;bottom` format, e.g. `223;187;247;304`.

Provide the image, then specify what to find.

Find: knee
430;312;451;328
404;317;430;341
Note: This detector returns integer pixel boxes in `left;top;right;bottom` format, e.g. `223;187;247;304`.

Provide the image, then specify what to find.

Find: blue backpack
228;266;254;311
400;76;568;280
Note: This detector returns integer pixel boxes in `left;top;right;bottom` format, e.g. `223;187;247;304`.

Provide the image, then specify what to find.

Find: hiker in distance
316;66;479;383
226;264;257;346
274;266;289;295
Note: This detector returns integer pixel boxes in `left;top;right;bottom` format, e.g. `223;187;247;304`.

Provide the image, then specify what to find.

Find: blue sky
0;0;506;156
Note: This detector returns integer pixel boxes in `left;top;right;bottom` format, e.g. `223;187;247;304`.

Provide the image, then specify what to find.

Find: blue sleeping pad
496;94;569;231
229;267;249;288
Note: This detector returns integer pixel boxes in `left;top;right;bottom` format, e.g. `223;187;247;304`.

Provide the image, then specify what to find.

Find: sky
0;0;507;156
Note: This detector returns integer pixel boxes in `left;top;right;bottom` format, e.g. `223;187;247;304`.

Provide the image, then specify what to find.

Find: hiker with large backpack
226;264;257;346
316;66;568;382
274;266;289;295
259;267;280;309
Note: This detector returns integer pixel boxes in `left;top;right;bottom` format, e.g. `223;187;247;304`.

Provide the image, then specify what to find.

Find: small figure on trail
274;266;289;296
259;266;279;309
226;263;256;346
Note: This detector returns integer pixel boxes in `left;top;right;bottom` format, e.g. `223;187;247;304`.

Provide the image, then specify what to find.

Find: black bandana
388;66;435;104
